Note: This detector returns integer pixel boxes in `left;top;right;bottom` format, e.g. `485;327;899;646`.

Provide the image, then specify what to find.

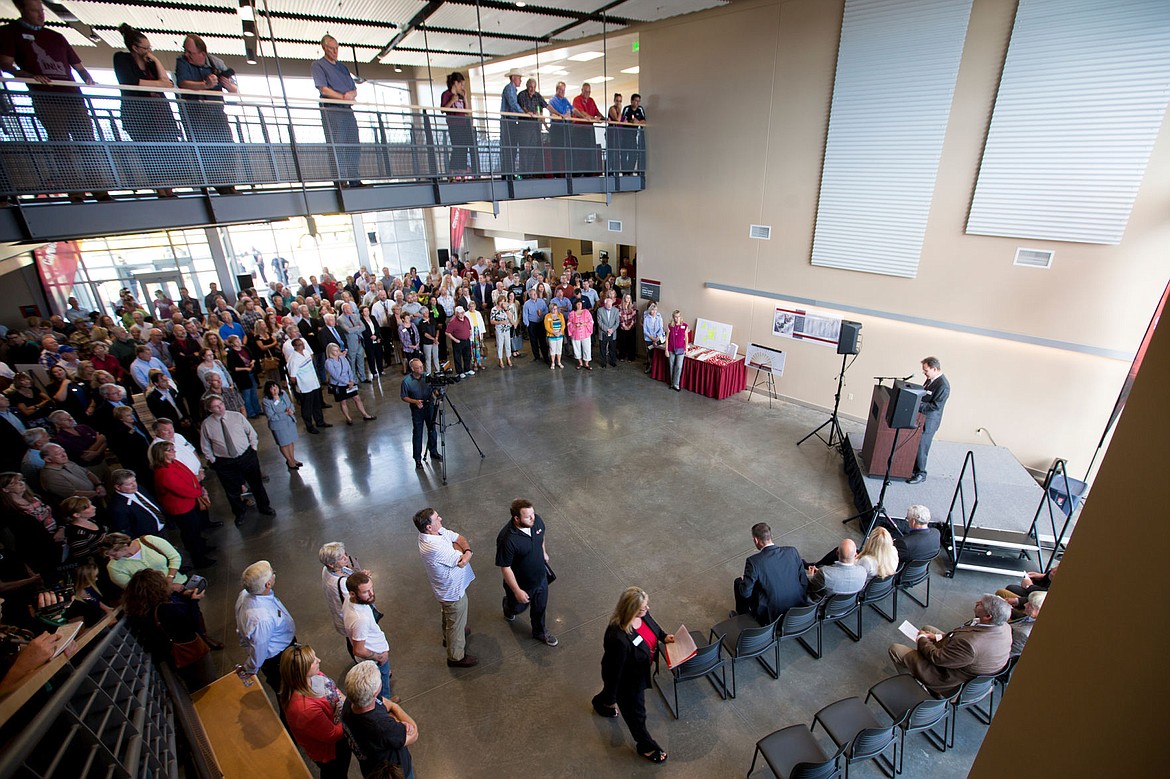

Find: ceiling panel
428;5;570;40
555;20;626;40
264;19;393;48
61;2;242;37
381;50;472;69
58;26;98;49
271;0;425;25
611;0;728;22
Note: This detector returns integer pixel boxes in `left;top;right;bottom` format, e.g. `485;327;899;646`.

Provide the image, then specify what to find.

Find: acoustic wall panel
811;0;973;278
966;0;1170;245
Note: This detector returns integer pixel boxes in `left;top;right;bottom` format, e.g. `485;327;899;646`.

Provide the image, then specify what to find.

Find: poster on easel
772;306;842;348
745;343;785;376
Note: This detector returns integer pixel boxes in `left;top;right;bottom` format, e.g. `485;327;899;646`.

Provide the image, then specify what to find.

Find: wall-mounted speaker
837;320;862;355
887;381;927;429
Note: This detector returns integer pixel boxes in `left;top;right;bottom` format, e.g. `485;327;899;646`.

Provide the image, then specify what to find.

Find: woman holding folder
591;587;675;764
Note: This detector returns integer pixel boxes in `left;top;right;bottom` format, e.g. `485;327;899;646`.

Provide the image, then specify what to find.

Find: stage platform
843;434;1074;577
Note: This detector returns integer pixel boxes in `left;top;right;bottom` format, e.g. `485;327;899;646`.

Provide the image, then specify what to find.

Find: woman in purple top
441;71;475;177
666;310;689;391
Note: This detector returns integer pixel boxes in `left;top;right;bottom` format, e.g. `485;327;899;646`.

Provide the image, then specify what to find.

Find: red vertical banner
450;207;470;260
34;241;82;314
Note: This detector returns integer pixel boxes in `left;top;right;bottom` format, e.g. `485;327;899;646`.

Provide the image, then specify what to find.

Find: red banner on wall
450;207;470;260
34;241;82;314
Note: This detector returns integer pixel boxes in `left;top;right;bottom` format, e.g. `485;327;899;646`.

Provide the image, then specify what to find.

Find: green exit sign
632;41;639;52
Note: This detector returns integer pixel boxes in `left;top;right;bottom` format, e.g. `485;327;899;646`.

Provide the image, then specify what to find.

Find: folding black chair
748;723;846;779
652;629;728;719
710;613;781;698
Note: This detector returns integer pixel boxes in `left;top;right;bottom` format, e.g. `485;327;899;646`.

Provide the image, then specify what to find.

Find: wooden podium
860;383;923;480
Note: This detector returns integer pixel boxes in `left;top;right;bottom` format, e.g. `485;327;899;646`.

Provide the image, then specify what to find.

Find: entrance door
134;272;187;319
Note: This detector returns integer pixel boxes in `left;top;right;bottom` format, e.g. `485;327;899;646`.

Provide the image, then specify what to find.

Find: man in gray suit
889;594;1013;697
806;539;866;602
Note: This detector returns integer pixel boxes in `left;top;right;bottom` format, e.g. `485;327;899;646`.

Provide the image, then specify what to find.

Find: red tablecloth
650;346;747;400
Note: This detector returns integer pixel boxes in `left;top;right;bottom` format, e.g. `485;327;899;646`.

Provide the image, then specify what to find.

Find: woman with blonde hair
279;644;351;779
324;343;376;425
591;586;674;764
856;526;899;580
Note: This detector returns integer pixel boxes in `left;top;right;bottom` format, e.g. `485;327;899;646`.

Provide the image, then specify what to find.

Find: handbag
261;356;280;371
545;562;557;584
154;604;211;668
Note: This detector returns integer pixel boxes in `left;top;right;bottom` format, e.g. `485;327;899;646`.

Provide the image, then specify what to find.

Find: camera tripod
427;385;485;485
797;352;851;454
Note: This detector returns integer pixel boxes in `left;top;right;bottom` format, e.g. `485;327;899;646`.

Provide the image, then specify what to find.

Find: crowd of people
0;1;646;202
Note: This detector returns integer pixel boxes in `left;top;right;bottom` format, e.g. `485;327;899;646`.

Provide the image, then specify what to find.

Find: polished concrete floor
197;354;1012;778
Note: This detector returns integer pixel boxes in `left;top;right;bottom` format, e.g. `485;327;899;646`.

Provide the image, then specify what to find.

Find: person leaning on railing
113;24;179;198
175;34;238;195
0;0;110;202
312;35;362;188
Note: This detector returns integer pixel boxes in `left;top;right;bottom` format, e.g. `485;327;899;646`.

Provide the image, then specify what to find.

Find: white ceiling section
29;0;725;64
966;0;1170;245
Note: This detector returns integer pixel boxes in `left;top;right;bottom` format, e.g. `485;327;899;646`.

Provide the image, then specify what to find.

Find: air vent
1013;247;1054;269
608;219;622;232
749;224;772;240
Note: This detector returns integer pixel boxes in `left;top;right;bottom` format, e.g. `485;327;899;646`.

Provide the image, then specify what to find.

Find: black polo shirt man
495;498;558;647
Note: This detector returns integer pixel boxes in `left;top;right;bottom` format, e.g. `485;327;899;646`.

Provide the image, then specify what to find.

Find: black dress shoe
429;451;444;462
447;654;479;668
906;473;927;485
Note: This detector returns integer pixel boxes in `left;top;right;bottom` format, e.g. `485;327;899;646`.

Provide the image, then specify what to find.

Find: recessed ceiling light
620;66;639;74
515;1;527;6
568;51;604;62
537;65;565;74
394;65;403;73
584;76;614;83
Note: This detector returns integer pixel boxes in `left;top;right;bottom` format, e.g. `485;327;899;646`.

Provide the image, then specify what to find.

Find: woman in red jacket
279;644;351;779
148;440;215;568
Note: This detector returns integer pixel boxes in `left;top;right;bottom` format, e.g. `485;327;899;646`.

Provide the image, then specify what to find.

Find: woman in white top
856;526;899;581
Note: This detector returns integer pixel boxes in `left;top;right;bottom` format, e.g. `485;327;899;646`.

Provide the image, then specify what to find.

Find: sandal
641;749;667;764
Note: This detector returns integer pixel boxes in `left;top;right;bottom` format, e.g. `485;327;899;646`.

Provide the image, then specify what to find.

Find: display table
650;345;747;399
191;671;312;778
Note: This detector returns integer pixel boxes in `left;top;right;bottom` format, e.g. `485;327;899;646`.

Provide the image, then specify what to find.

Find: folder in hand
664;625;698;669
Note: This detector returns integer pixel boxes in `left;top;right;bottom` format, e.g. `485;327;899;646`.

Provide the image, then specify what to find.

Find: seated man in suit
888;594;1013;697
805;539;866;602
732;523;808;625
891;504;941;562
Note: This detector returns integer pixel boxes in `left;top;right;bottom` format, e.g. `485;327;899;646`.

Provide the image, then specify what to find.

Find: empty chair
652;629;727;719
778;603;821;660
866;674;950;774
945;673;998;747
894;552;938;611
812;696;897;778
748;723;846;779
709;613;780;698
858;574;897;629
819;592;862;644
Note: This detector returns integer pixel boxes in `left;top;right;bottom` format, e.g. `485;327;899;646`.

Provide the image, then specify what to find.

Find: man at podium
908;356;950;485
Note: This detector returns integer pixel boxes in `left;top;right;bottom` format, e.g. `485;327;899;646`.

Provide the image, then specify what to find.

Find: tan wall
473;0;1170;472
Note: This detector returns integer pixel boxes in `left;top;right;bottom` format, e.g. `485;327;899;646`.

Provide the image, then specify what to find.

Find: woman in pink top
666;309;688;391
279;644;351;779
567;299;595;370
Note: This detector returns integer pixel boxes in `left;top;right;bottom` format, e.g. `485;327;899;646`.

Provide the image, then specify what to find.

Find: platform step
952;526;1041;552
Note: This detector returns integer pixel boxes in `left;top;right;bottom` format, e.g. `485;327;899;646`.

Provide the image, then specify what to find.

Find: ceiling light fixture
238;0;255;22
620;66;640;74
568;51;604;62
515;1;527;6
242;19;257;37
245;44;257;65
394;65;403;73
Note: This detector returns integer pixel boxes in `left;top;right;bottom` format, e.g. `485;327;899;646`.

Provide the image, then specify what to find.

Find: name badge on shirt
22;33;34;40
632;635;644;647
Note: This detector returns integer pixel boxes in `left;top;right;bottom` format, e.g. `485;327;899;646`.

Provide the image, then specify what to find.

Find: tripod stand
797;353;850;453
429;387;485;486
842;426;903;538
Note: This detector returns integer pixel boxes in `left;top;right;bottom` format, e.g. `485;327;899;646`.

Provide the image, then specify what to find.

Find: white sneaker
467;370;476;376
458;372;466;378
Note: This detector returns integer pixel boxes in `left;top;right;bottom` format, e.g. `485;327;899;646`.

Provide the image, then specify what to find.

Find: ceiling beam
375;0;446;63
443;0;634;26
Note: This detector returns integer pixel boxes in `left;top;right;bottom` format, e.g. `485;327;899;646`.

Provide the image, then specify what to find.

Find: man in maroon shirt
570;82;604;175
445;306;474;378
0;0;107;200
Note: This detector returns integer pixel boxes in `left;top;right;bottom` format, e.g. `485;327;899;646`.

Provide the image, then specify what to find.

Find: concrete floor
198;356;1010;778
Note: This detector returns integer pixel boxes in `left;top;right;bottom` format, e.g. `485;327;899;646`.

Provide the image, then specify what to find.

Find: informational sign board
639;277;660;302
745;343;786;376
694;317;733;350
772;306;843;348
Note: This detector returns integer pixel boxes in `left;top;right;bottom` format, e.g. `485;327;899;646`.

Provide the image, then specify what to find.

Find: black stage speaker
837;320;862;355
437;249;450;265
887;381;927;429
236;273;255;293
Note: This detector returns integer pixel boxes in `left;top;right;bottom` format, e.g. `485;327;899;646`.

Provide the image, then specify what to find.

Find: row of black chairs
652;557;936;716
747;657;1021;777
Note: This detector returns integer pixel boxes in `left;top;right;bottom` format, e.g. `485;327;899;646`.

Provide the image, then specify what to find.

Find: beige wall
472;0;1170;473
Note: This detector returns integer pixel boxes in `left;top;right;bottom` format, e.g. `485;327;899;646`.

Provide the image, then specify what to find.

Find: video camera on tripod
427;374;462;388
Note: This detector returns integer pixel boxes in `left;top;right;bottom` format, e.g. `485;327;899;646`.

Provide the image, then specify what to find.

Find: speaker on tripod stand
797;320;864;451
838;320;862;356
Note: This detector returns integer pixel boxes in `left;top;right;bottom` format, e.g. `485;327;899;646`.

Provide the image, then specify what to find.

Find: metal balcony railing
0;78;647;199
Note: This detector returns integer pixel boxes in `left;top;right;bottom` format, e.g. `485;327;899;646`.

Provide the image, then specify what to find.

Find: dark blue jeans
504;579;549;638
